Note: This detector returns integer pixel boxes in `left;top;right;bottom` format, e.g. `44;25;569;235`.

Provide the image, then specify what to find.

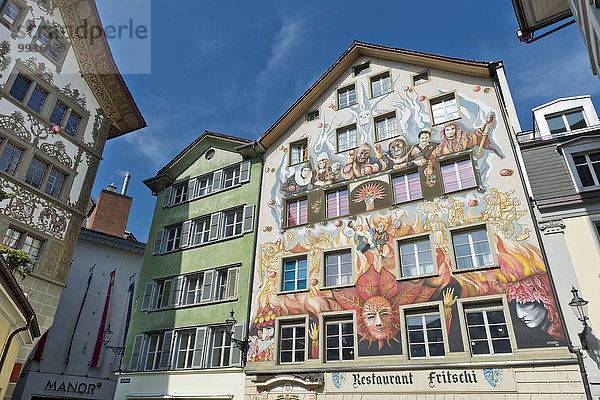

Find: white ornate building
0;0;144;398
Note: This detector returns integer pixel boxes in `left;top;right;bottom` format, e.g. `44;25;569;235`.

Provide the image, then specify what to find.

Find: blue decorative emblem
483;368;503;387
331;372;346;389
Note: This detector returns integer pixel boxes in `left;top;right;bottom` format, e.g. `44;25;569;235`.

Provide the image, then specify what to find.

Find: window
406;312;445;358
174;330;196;369
337;85;356;109
441;159;476;193
289;140;307;165
45;169;65;198
144;333;164;370
64;112;80;136
0;142;22;176
286;198;308;227
208;327;232;367
306;110;319;122
370;72;392;98
325;319;354;361
3;228;42;263
222;209;243;238
398;237;434;277
546;108;587;135
33;24;68;64
180;267;239;306
452;228;493;269
465;306;512;355
430;93;459;125
2;227;21;248
197;175;213;196
412;71;429;86
26;86;47;113
222;167;240;189
192;217;210;246
573;152;600;187
183;274;204;305
325;250;353;287
279;322;305;363
283;257;307;292
172;184;188;205
353;62;370;76
326;188;349;219
393;172;422;203
49;102;66;126
9;74;31;102
0;0;24;30
336;125;358;152
25;158;48;189
164;225;182;252
374;113;398;141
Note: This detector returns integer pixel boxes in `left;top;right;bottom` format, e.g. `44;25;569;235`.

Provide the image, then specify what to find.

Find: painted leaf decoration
391;280;424;307
356;266;381;300
332;288;363;311
413;284;437;303
378;267;398;298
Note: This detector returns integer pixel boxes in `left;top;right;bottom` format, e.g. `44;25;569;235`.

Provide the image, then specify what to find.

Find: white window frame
451;226;494;270
405;312;445;359
337;85;356;109
429;92;460;126
305;109;319;122
143;333;164;371
397;234;435;278
464;306;513;356
324;318;355;362
208;326;232;368
222;166;240;189
325;187;349;219
374;112;398;141
289;140;307;166
173;329;196;369
392;171;423;203
281;256;308;292
324;250;353;288
164;225;182;252
545;107;588;135
278;321;306;364
222;208;244;238
370;71;392;98
286;197;308;227
336;124;358;153
411;70;429;86
441;158;477;193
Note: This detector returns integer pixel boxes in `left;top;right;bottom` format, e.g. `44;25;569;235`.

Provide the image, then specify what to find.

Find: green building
114;131;262;399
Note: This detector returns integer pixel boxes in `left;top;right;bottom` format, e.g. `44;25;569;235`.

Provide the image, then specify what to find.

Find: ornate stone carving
40;140;73;168
35;0;56;16
40;239;62;278
21;57;54;85
0;177;72;240
0;41;11;74
0;112;32;142
60;83;86;109
539;220;566;234
90;108;111;150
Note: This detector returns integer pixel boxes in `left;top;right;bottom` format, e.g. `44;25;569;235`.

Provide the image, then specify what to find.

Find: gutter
0;314;35;372
489;61;592;400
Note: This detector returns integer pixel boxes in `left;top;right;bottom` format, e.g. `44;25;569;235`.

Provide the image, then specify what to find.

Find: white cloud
256;18;304;84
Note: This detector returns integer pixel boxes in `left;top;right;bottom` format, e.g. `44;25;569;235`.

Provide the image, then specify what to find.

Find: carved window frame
0;0;28;38
30;19;71;72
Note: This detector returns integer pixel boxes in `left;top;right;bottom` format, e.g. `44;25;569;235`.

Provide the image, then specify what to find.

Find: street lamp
102;324;125;356
225;310;248;366
569;287;589;350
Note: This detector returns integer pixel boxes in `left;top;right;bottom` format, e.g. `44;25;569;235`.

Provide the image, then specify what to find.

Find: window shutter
129;334;145;371
152;229;164;255
170;276;183;306
201;270;215;302
225;267;239;300
187;179;197;200
208;213;221;241
242;204;255;233
180;221;192;248
212;170;223;192
160;279;173;309
141;282;154;311
230;324;245;366
240;161;251;183
192;327;207;368
159;330;174;370
162;187;172;208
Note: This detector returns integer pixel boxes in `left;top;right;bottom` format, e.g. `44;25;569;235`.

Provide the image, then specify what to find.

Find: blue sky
92;0;600;242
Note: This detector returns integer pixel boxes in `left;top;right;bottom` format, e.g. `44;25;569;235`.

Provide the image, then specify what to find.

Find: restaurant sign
326;368;515;392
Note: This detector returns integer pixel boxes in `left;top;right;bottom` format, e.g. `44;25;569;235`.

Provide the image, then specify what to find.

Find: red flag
90;269;115;368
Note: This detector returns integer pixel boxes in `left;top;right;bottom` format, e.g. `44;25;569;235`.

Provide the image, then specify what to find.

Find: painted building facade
245;41;587;399
517;95;600;397
114;132;261;400
0;1;144;397
10;179;145;400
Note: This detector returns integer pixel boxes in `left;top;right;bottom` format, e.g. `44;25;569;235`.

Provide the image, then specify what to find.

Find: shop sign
44;379;101;395
326;368;515;392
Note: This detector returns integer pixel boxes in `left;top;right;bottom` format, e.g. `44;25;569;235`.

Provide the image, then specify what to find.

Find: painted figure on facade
281;161;312;195
352;181;386;211
342;143;380;179
408;128;437;166
313;153;334;187
434;113;502;158
376;137;411;170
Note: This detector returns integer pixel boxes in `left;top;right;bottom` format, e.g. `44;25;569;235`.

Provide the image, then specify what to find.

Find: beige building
246;41;588;399
0;0;144;398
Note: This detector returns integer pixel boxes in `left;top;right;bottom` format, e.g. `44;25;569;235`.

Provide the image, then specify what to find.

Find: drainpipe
244;141;265;366
490;61;592;400
0;314;34;372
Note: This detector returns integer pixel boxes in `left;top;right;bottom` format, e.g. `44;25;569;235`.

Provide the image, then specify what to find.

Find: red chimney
88;184;133;238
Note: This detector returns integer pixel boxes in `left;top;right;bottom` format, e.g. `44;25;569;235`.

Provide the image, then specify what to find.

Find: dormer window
573;152;600;188
545;108;587;135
